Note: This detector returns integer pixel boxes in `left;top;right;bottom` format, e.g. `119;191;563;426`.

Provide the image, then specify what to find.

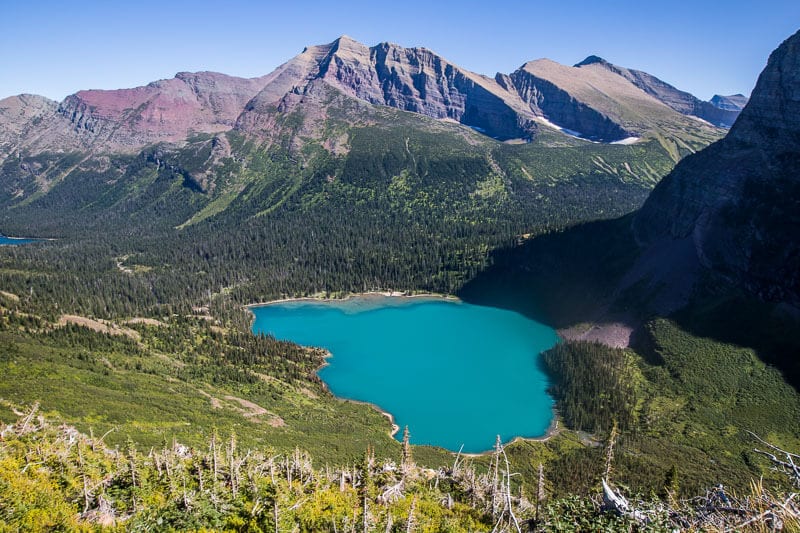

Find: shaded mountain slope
462;29;800;386
633;28;800;309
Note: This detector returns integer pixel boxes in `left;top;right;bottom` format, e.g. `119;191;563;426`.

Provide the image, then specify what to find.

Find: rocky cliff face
633;30;800;306
240;36;537;140
0;94;57;138
510;62;630;141
710;94;748;111
0;94;58;159
509;58;721;142
325;38;536;140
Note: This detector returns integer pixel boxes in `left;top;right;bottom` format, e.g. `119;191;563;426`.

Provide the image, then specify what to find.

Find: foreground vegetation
2;405;797;531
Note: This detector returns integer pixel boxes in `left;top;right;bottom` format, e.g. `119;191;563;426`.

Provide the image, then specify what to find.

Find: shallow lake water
0;235;38;245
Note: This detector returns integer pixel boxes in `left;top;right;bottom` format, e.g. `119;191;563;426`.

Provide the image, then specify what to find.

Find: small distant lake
250;296;559;453
0;235;39;245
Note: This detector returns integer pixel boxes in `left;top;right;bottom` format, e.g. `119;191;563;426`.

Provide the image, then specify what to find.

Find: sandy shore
246;290;459;309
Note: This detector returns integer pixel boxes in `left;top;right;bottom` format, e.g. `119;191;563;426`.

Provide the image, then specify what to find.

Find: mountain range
0;35;745;240
1;35;741;154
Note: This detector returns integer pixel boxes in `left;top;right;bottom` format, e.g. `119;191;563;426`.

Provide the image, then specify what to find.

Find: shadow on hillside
459;216;800;391
458;215;640;329
672;291;800;391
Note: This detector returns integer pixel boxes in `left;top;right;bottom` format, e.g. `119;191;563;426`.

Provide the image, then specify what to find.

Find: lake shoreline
459;415;562;457
317;341;558;453
0;235;53;245
246;290;460;310
246;291;458;442
314;348;402;439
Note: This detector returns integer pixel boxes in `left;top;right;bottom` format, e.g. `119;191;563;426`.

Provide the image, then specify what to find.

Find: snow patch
610;137;640;145
536;116;639;145
535;116;597;143
688;115;715;127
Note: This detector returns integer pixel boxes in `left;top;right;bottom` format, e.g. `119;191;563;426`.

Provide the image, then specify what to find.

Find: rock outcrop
710;94;748;111
56;71;271;149
633;29;800;307
510;60;631;141
510;58;720;142
0;94;58;159
0;94;57;139
240;36;537;140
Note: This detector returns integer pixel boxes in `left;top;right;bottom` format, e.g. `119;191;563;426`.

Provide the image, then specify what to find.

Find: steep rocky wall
633;30;800;306
511;69;630;141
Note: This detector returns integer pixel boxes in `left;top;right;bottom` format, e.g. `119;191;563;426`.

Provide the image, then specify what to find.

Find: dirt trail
198;390;286;427
58;315;141;341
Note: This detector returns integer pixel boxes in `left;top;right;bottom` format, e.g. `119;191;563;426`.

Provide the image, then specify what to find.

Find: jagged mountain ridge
632;29;800;309
1;35;732;156
575;55;746;128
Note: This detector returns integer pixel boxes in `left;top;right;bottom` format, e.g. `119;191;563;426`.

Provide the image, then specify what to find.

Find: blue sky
1;0;798;101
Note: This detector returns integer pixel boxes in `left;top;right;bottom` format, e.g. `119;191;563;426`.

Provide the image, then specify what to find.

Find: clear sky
2;0;798;102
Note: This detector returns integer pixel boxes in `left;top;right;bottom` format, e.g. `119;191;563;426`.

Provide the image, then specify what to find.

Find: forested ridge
0;103;683;320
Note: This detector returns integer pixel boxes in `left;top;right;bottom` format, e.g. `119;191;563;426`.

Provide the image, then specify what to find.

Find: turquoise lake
250;296;559;453
0;235;38;245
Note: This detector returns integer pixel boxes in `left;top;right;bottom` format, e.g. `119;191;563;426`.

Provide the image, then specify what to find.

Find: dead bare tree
491;435;501;519
535;463;545;523
603;420;618;482
405;495;416;533
597;432;800;531
485;437;522;533
749;430;800;488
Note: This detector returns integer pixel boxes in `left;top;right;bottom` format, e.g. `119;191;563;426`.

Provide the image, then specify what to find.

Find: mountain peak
728;29;800;147
574;55;609;67
328;34;370;57
709;93;749;111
